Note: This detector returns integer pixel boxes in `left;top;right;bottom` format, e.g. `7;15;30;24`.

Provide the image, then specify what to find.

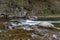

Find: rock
52;33;59;40
37;22;55;29
28;16;39;21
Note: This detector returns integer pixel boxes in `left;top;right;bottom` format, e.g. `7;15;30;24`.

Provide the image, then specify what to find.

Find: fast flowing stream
0;18;60;40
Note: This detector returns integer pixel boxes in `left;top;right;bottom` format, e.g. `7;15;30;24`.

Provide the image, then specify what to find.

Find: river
0;18;60;40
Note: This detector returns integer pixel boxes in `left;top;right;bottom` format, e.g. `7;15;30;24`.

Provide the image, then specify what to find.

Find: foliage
0;0;60;16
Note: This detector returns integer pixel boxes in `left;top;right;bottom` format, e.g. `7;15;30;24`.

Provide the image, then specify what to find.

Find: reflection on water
0;18;60;40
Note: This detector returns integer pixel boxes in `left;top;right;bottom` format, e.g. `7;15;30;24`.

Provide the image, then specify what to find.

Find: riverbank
37;16;60;21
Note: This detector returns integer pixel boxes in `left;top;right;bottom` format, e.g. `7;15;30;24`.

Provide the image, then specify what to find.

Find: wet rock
37;22;55;29
52;34;59;40
31;33;41;40
10;19;19;22
20;26;33;30
52;33;59;40
8;15;15;19
28;16;39;21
